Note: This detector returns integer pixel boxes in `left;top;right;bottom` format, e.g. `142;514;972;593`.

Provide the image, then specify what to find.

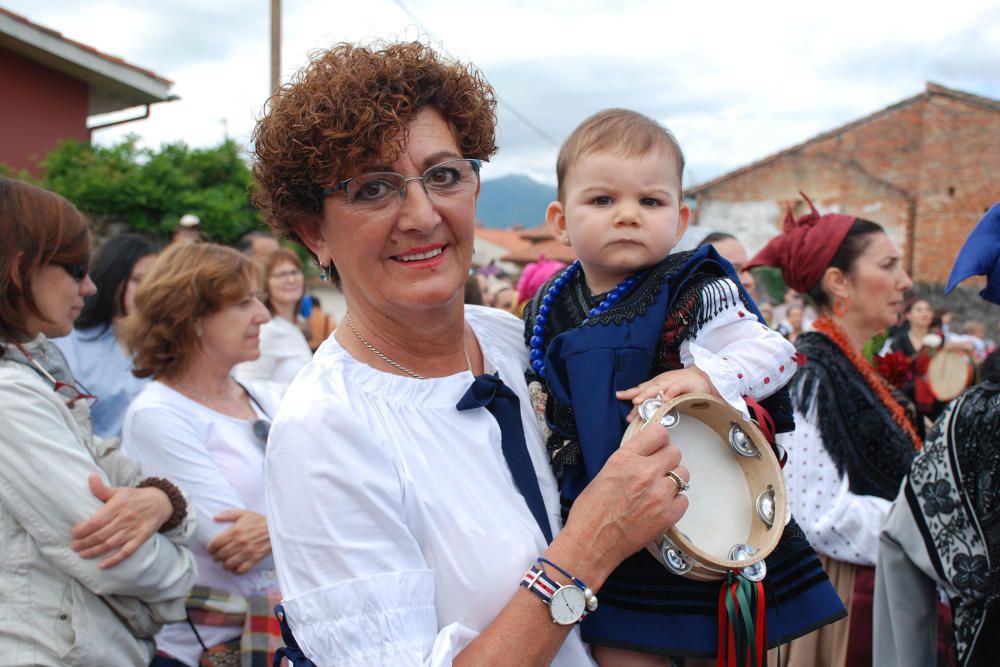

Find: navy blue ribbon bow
457;372;553;543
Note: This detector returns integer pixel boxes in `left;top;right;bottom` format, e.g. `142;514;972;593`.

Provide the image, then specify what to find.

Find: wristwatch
520;565;597;625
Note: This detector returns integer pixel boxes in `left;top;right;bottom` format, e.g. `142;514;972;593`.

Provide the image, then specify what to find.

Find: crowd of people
1;39;998;667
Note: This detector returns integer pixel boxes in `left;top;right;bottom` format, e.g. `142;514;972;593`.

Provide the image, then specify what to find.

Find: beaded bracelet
537;557;598;612
137;477;188;533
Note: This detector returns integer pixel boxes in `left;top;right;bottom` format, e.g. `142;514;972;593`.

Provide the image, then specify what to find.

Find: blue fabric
541;247;844;655
945;201;1000;305
457;372;553;543
52;326;148;438
273;604;317;667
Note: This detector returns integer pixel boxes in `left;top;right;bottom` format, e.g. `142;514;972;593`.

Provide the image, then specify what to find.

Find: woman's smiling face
311;107;479;318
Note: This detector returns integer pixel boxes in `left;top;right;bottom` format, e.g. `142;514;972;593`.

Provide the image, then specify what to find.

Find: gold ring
665;470;689;493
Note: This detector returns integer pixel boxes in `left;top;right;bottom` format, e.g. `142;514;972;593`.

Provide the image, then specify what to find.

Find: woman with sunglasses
54;233;156;438
121;242;282;667
234;247;313;395
253;42;687;666
0;177;196;666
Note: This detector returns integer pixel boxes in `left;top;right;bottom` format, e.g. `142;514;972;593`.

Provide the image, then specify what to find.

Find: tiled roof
475;225;576;264
0;7;172;85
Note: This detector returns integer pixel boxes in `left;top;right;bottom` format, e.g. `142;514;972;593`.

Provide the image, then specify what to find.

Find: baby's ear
545;201;570;246
674;200;692;244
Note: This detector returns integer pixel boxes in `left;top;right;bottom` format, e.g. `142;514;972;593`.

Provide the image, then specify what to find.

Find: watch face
550;586;586;625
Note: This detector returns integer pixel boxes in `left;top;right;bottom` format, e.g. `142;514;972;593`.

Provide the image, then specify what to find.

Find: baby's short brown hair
556;109;685;200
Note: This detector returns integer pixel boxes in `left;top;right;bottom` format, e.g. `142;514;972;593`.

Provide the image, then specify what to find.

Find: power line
387;0;559;148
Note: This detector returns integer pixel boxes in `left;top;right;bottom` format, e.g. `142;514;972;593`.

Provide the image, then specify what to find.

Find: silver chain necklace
344;312;471;380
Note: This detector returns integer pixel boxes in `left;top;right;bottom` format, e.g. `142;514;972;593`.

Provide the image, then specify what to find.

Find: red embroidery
738;311;745;318
779;365;785;372
764;377;771;384
737;373;743;379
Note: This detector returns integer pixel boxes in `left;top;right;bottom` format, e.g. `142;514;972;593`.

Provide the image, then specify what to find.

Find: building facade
688;83;1000;284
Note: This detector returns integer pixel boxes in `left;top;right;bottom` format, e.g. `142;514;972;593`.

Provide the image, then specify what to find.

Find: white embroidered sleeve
780;404;892;566
680;279;798;417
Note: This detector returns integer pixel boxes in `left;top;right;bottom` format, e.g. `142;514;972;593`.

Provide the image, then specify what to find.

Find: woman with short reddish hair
0;177;195;666
123;242;281;666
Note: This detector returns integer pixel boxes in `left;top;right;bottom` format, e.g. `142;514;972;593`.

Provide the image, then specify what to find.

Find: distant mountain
476;174;556;229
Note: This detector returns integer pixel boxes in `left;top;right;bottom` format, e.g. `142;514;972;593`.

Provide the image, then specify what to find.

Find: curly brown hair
126;242;259;379
251;41;498;261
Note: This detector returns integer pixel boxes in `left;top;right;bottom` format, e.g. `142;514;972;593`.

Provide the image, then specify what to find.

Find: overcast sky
8;0;1000;185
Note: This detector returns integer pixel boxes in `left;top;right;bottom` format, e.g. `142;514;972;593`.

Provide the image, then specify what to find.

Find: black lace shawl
906;381;1000;666
791;331;919;500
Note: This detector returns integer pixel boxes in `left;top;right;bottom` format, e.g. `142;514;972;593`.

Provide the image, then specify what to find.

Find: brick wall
912;96;1000;282
691;87;1000;284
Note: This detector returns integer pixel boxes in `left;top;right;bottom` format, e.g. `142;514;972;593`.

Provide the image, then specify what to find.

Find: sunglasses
57;262;89;282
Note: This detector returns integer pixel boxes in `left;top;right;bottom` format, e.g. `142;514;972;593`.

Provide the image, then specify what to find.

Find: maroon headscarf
746;193;856;293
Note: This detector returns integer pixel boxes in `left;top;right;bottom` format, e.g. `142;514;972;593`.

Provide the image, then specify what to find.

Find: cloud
5;0;999;188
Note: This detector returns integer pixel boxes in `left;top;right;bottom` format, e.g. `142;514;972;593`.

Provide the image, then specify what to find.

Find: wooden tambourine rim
621;393;787;579
927;350;974;401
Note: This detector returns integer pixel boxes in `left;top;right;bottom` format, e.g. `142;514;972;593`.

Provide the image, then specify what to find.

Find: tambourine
928;350;975;402
622;393;787;582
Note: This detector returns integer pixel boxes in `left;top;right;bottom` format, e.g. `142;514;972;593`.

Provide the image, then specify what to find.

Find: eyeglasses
270;269;303;280
57;263;89;282
16;341;97;409
321;158;481;213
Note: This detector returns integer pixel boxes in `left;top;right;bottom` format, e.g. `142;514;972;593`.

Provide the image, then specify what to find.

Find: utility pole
270;0;281;96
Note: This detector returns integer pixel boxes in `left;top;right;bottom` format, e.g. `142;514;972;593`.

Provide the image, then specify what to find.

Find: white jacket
0;336;197;666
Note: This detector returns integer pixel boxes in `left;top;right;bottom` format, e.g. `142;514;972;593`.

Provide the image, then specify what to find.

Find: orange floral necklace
811;316;923;450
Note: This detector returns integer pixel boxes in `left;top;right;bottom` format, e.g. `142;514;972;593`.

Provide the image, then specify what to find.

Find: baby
523;109;841;664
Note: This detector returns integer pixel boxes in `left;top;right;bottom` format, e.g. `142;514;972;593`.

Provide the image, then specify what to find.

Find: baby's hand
616;367;720;422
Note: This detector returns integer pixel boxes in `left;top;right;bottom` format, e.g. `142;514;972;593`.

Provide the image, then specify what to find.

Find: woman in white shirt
747;199;922;667
234;248;312;394
122;242;281;667
251;41;689;666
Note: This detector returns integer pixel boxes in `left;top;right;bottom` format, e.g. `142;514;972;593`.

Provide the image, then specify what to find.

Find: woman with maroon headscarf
747;195;922;667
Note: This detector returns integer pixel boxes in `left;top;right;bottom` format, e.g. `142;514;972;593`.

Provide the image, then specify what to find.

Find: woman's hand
617;367;719;422
554;422;689;585
70;474;172;569
207;510;272;574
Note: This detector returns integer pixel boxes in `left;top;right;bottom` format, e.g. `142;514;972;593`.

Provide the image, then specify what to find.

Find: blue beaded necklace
529;261;642;379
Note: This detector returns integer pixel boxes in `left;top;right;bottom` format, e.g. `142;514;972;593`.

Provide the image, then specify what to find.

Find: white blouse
234;316;313;396
123;381;282;666
779;399;892;566
681;279;798;416
265;306;594;667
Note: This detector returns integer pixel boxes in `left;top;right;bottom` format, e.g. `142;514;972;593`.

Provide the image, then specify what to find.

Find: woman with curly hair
121;243;281;666
253;42;688;665
0;177;195;666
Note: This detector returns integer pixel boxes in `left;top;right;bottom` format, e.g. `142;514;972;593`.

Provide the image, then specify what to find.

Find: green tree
38;136;264;243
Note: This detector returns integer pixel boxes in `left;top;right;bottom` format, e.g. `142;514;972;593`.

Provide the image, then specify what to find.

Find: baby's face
553;148;689;294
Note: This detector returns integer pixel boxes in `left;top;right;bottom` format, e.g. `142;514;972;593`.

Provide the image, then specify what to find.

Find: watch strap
520;564;559;604
520;565;593;622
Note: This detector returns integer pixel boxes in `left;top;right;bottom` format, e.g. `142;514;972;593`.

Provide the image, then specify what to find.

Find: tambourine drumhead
928;350;974;401
621;393;787;581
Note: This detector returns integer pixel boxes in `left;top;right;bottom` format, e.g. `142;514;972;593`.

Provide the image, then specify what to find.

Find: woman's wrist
542;525;615;592
137;477;187;532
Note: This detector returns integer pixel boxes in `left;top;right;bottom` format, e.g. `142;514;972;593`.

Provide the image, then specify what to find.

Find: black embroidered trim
523;254;750;479
791;332;918;500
